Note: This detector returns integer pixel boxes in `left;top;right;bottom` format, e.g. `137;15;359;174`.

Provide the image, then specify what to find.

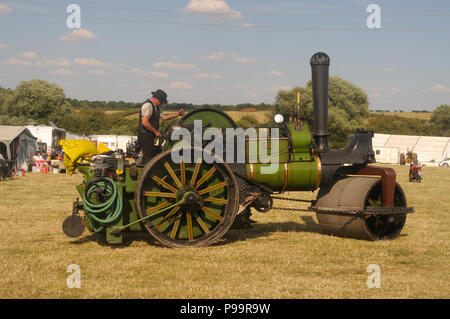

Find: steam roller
62;52;413;247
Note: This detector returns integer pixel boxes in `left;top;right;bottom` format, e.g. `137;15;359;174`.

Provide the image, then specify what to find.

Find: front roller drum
135;147;239;248
314;176;408;240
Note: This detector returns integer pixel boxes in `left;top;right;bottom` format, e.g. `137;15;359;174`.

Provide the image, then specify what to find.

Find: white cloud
195;72;224;79
198;51;228;61
60;29;97;42
46;58;71;67
198;52;255;64
148;71;170;78
131;67;145;73
74;58;108;68
132;68;170;78
429;84;450;93
183;0;243;19
169;81;193;89
48;68;74;76
35;58;71;68
231;54;255;64
8;58;33;66
0;43;9;49
261;70;283;77
153;62;196;70
20;52;38;59
0;4;12;14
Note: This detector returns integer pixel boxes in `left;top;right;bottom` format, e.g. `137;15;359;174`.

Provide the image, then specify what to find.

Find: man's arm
141;116;162;137
160;109;184;120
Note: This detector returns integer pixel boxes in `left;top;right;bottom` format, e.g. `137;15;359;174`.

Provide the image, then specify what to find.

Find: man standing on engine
138;89;184;165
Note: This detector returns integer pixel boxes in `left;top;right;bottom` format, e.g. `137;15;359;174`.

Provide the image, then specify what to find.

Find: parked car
419;159;440;167
439;158;450;167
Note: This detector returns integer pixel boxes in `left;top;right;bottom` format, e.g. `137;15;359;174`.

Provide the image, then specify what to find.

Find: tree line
0;80;273;135
66;97;274;112
366;106;450;137
0;79;449;142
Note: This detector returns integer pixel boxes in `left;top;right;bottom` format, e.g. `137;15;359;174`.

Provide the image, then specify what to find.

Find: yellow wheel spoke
145;201;172;216
194;214;211;234
180;160;186;186
195;167;216;189
198;181;228;195
202;206;224;222
155;206;181;230
144;191;177;198
204;197;228;205
152;175;177;193
170;217;181;239
189;159;202;187
187;212;194;240
164;161;182;188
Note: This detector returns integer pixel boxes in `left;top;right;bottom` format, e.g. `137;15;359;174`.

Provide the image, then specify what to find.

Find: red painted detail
357;166;396;207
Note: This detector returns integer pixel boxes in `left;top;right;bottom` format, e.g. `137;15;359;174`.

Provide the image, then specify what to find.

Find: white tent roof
0;126;35;143
374;133;450;161
384;135;420;152
372;133;392;147
414;136;450;154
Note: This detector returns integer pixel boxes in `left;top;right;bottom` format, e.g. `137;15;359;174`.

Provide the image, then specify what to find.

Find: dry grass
0;164;448;299
225;111;271;124
122;110;271;123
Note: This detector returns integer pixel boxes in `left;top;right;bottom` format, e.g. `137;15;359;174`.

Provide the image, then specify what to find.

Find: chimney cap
310;52;330;66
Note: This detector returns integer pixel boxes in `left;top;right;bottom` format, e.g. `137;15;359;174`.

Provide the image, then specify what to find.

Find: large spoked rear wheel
135;147;239;247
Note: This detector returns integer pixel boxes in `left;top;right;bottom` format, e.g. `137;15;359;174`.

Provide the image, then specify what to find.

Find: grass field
0;164;448;299
78;108;431;125
122;109;272;124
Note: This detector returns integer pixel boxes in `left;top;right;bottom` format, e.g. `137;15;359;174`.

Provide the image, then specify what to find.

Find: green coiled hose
82;177;123;232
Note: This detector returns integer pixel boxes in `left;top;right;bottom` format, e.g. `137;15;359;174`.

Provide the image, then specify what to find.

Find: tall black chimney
310;52;330;153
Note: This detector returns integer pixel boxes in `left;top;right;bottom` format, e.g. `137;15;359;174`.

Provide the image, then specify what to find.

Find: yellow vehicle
400;151;418;165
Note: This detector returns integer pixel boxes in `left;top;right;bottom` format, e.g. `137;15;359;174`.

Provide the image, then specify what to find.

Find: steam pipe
310;52;330;153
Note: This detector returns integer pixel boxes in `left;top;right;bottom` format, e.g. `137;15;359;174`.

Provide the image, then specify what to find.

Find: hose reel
81;177;123;232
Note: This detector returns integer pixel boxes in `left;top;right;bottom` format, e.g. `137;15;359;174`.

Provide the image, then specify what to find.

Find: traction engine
62;52;414;247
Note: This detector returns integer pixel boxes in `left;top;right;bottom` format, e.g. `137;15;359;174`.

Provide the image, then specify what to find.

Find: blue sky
0;0;449;110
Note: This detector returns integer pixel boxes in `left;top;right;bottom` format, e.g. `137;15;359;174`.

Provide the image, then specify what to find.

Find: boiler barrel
246;159;321;192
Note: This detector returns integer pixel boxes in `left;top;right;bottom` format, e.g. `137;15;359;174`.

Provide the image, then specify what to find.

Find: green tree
11;79;71;122
0;86;14;115
430;104;450;136
366;114;434;136
273;76;369;148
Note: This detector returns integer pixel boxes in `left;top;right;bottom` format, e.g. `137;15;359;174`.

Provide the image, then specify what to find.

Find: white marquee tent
373;133;450;163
